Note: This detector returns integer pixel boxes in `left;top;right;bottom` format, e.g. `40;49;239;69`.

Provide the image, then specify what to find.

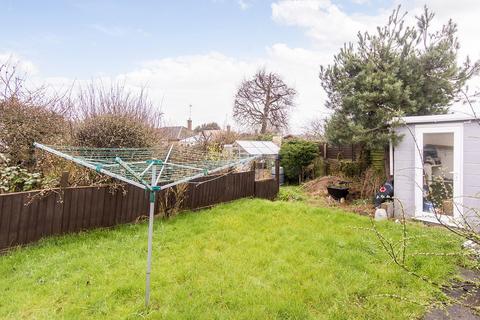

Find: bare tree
302;118;325;141
233;69;296;134
73;81;163;128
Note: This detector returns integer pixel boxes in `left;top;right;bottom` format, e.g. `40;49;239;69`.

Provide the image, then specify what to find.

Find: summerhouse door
414;124;463;225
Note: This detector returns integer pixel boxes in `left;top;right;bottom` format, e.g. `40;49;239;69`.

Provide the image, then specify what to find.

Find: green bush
329;160;364;178
277;186;306;202
74;114;155;148
0;165;43;193
0;101;69;167
279;139;318;183
312;156;325;178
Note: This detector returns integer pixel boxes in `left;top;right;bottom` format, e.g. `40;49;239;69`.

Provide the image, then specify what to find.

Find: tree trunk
260;117;268;134
260;87;271;134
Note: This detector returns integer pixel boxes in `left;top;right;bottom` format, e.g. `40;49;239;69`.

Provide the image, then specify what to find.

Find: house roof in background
234;140;279;155
158;126;195;141
180;129;226;144
399;113;477;124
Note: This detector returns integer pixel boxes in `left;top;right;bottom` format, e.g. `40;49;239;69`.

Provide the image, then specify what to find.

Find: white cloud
263;44;329;128
271;0;480;70
90;24;150;37
237;0;251;10
116;52;258;128
0;52;38;75
271;0;390;51
409;0;480;61
351;0;371;4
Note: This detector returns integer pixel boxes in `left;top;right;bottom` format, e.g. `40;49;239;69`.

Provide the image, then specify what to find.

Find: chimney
187;104;193;131
226;124;231;133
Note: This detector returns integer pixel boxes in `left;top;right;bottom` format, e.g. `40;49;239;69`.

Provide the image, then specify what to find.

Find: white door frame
414;123;463;225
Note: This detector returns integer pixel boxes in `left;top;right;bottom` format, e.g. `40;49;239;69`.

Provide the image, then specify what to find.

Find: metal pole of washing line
145;163;156;307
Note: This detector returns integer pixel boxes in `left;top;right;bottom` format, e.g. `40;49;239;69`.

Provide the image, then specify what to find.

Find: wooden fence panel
0;196;9;249
319;143;362;161
0;170;277;251
52;192;64;235
254;179;279;200
17;193;31;244
27;196;39;243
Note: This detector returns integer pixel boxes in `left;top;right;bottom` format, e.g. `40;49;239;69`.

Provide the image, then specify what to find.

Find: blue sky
1;0;478;131
2;0;310;77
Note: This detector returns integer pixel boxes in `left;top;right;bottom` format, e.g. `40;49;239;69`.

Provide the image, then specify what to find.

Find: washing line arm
33;142;147;190
155;143;174;185
159;156;258;190
115;157;152;190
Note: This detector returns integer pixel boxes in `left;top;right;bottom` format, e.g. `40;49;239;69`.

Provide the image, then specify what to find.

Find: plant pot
327;186;349;200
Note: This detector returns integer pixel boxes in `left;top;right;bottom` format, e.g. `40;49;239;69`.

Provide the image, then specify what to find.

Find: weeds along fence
0;171;278;251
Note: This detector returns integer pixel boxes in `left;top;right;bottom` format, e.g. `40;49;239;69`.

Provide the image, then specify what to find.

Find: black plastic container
327;186;349;200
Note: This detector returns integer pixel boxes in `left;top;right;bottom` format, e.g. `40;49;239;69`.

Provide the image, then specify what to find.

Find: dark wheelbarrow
327;181;351;201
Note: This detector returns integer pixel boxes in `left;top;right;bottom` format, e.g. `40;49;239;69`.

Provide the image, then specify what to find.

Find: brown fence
319;143;362;161
0;171;278;251
254;179;279;200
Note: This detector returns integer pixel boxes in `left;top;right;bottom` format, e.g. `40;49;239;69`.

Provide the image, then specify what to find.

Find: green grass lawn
0;198;463;319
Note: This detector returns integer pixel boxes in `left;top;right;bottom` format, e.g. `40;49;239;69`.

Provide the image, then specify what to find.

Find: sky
1;0;479;132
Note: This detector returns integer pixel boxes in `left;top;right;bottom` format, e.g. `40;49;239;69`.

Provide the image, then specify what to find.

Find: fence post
275;155;280;188
323;143;328;176
60;171;69;188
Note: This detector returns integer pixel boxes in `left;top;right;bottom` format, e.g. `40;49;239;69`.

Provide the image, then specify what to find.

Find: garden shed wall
393;118;480;227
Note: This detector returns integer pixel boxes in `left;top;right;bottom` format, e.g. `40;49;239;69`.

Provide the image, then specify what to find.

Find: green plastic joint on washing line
203;169;208;176
149;191;155;203
146;159;163;165
95;164;103;172
151;186;161;192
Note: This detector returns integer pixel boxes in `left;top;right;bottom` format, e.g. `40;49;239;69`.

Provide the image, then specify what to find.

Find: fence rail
0;171;278;251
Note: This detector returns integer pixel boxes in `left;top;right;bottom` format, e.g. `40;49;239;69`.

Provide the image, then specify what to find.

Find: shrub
279;139;318;183
73;81;161;148
0;101;69;166
0;62;70;167
0;164;43;193
74;114;155;148
277;186;306;202
312;156;325;178
329;160;365;178
194;122;221;132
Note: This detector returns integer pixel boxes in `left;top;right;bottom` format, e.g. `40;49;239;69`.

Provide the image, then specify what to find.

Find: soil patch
302;176;375;216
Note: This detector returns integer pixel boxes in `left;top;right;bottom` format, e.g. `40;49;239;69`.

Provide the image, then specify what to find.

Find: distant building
157;119;195;142
232;140;279;157
181;129;224;145
231;140;280;181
